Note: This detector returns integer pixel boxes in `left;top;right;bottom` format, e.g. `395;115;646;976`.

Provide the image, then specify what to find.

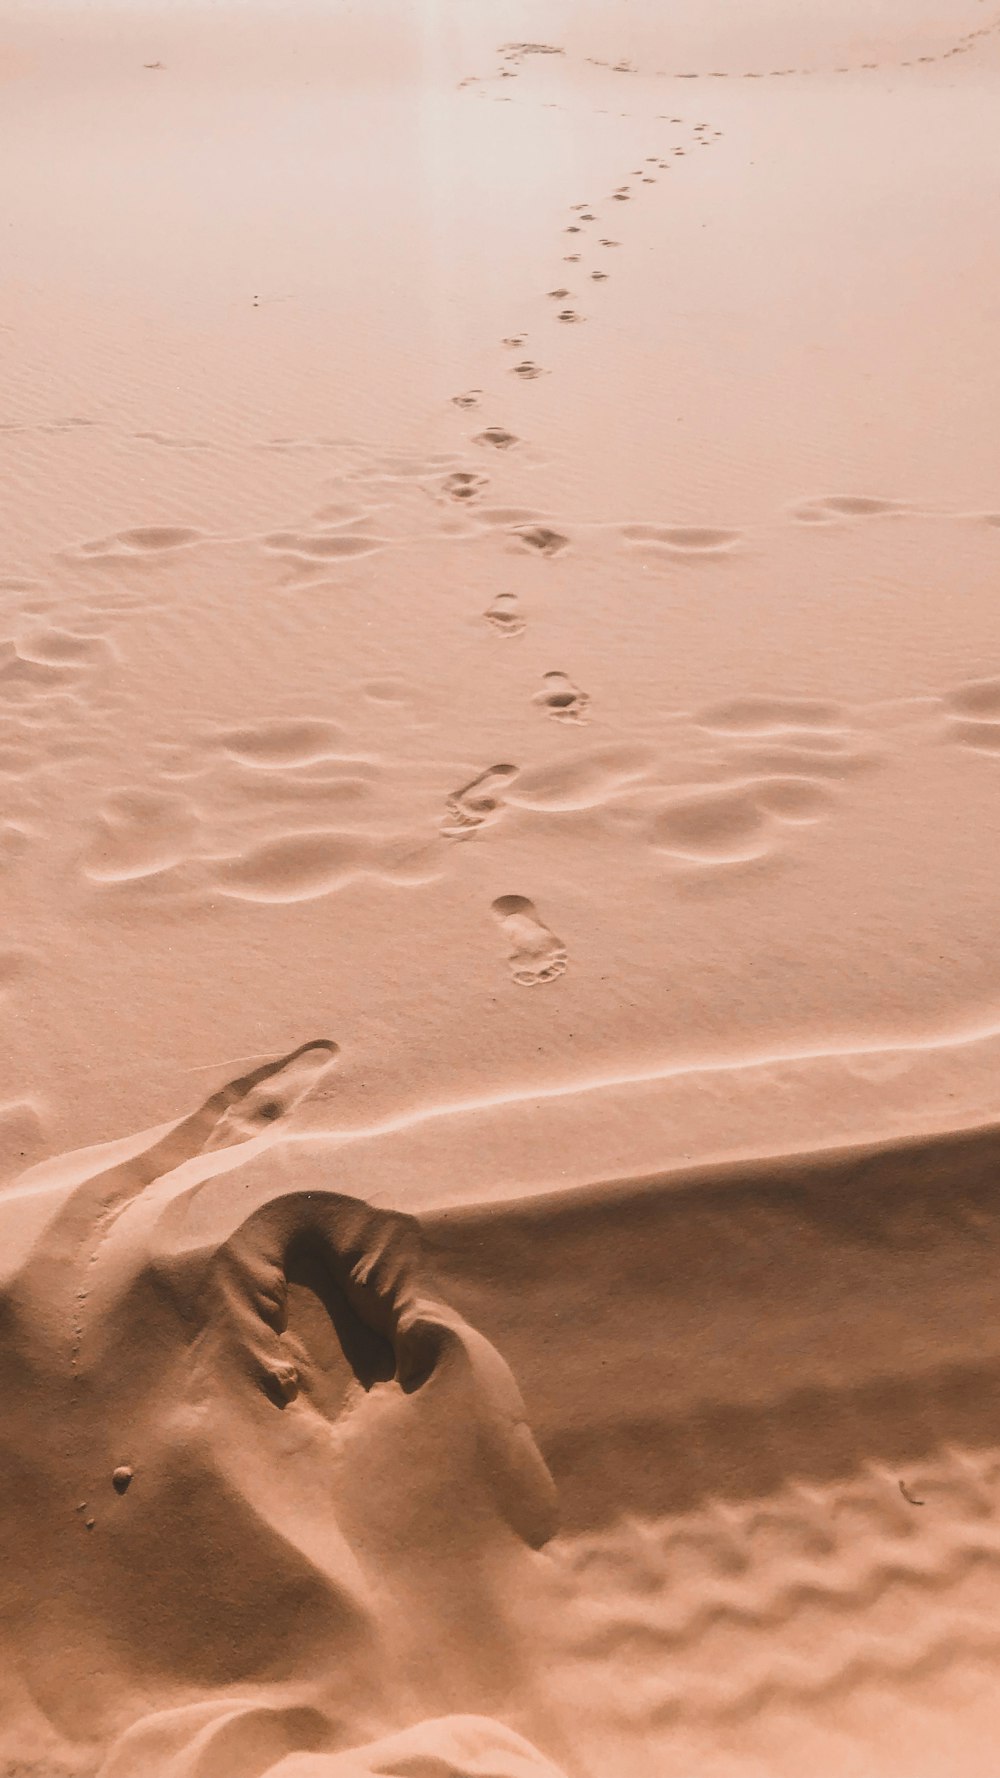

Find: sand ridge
3;1;1000;1770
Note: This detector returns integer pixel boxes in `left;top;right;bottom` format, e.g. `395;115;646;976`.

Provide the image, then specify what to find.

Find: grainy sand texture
3;1;1000;1773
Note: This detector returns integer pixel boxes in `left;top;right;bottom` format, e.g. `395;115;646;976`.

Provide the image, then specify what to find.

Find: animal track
491;894;567;986
534;671;589;723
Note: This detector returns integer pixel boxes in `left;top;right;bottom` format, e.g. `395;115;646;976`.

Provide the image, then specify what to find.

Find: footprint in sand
441;470;488;503
452;390;481;409
474;427;518;451
599;239;620;247
534;670;590;723
547;288;571;300
443;764;519;838
502;335;527;348
483;590;526;636
591;270;608;281
512;361;545;380
491;895;567;987
556;309;583;324
195;1042;341;1154
512;525;568;557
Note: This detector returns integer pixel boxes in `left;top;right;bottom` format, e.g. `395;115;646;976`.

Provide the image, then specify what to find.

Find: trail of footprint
533;670;590;722
443;764;519;838
491;894;567;986
474;427;518;451
512;525;569;557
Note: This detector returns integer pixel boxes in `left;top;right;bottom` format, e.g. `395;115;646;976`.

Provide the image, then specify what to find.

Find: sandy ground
2;2;1000;1773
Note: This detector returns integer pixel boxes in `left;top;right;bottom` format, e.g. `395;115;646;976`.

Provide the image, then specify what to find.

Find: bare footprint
491;895;567;986
483;590;526;636
473;426;518;450
513;525;568;557
441;470;488;503
443;763;519;838
452;390;481;409
556;309;583;324
512;361;545;380
534;670;589;722
200;1041;340;1153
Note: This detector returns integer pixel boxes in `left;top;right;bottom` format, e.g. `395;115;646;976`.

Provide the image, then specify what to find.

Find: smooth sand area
2;2;1000;1772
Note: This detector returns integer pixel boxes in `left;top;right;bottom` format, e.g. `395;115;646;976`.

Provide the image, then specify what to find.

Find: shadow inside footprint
491;895;567;987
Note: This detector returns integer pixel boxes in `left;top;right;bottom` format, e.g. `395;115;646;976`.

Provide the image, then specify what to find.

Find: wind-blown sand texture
2;0;1000;1772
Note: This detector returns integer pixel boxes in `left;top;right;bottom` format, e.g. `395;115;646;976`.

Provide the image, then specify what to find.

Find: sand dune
3;0;1000;1770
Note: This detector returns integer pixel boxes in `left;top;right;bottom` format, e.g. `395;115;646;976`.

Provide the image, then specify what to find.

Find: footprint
473;427;518;450
199;1041;340;1153
512;525;568;557
502;335;527;348
452;390;482;409
556;310;583;324
491;895;567;986
533;670;589;722
591;270;608;281
512;361;545;380
599;240;620;248
441;470;488;503
483;590;526;636
547;289;572;300
443;763;519;838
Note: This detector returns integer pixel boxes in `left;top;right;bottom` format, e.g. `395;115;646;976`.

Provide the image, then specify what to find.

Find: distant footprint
483;590;526;636
556;309;583;324
441;470;488;503
443;763;519;838
512;361;545;380
452;390;481;409
533;670;589;722
200;1041;340;1153
512;525;568;557
491;895;567;986
474;427;518;451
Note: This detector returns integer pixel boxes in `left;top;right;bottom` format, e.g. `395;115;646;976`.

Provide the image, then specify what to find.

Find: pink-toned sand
3;3;1000;1773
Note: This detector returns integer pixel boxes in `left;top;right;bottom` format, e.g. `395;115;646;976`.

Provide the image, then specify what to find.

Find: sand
2;1;1000;1772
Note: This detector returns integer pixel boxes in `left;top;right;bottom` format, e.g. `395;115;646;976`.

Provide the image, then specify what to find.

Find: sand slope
3;0;1000;1771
